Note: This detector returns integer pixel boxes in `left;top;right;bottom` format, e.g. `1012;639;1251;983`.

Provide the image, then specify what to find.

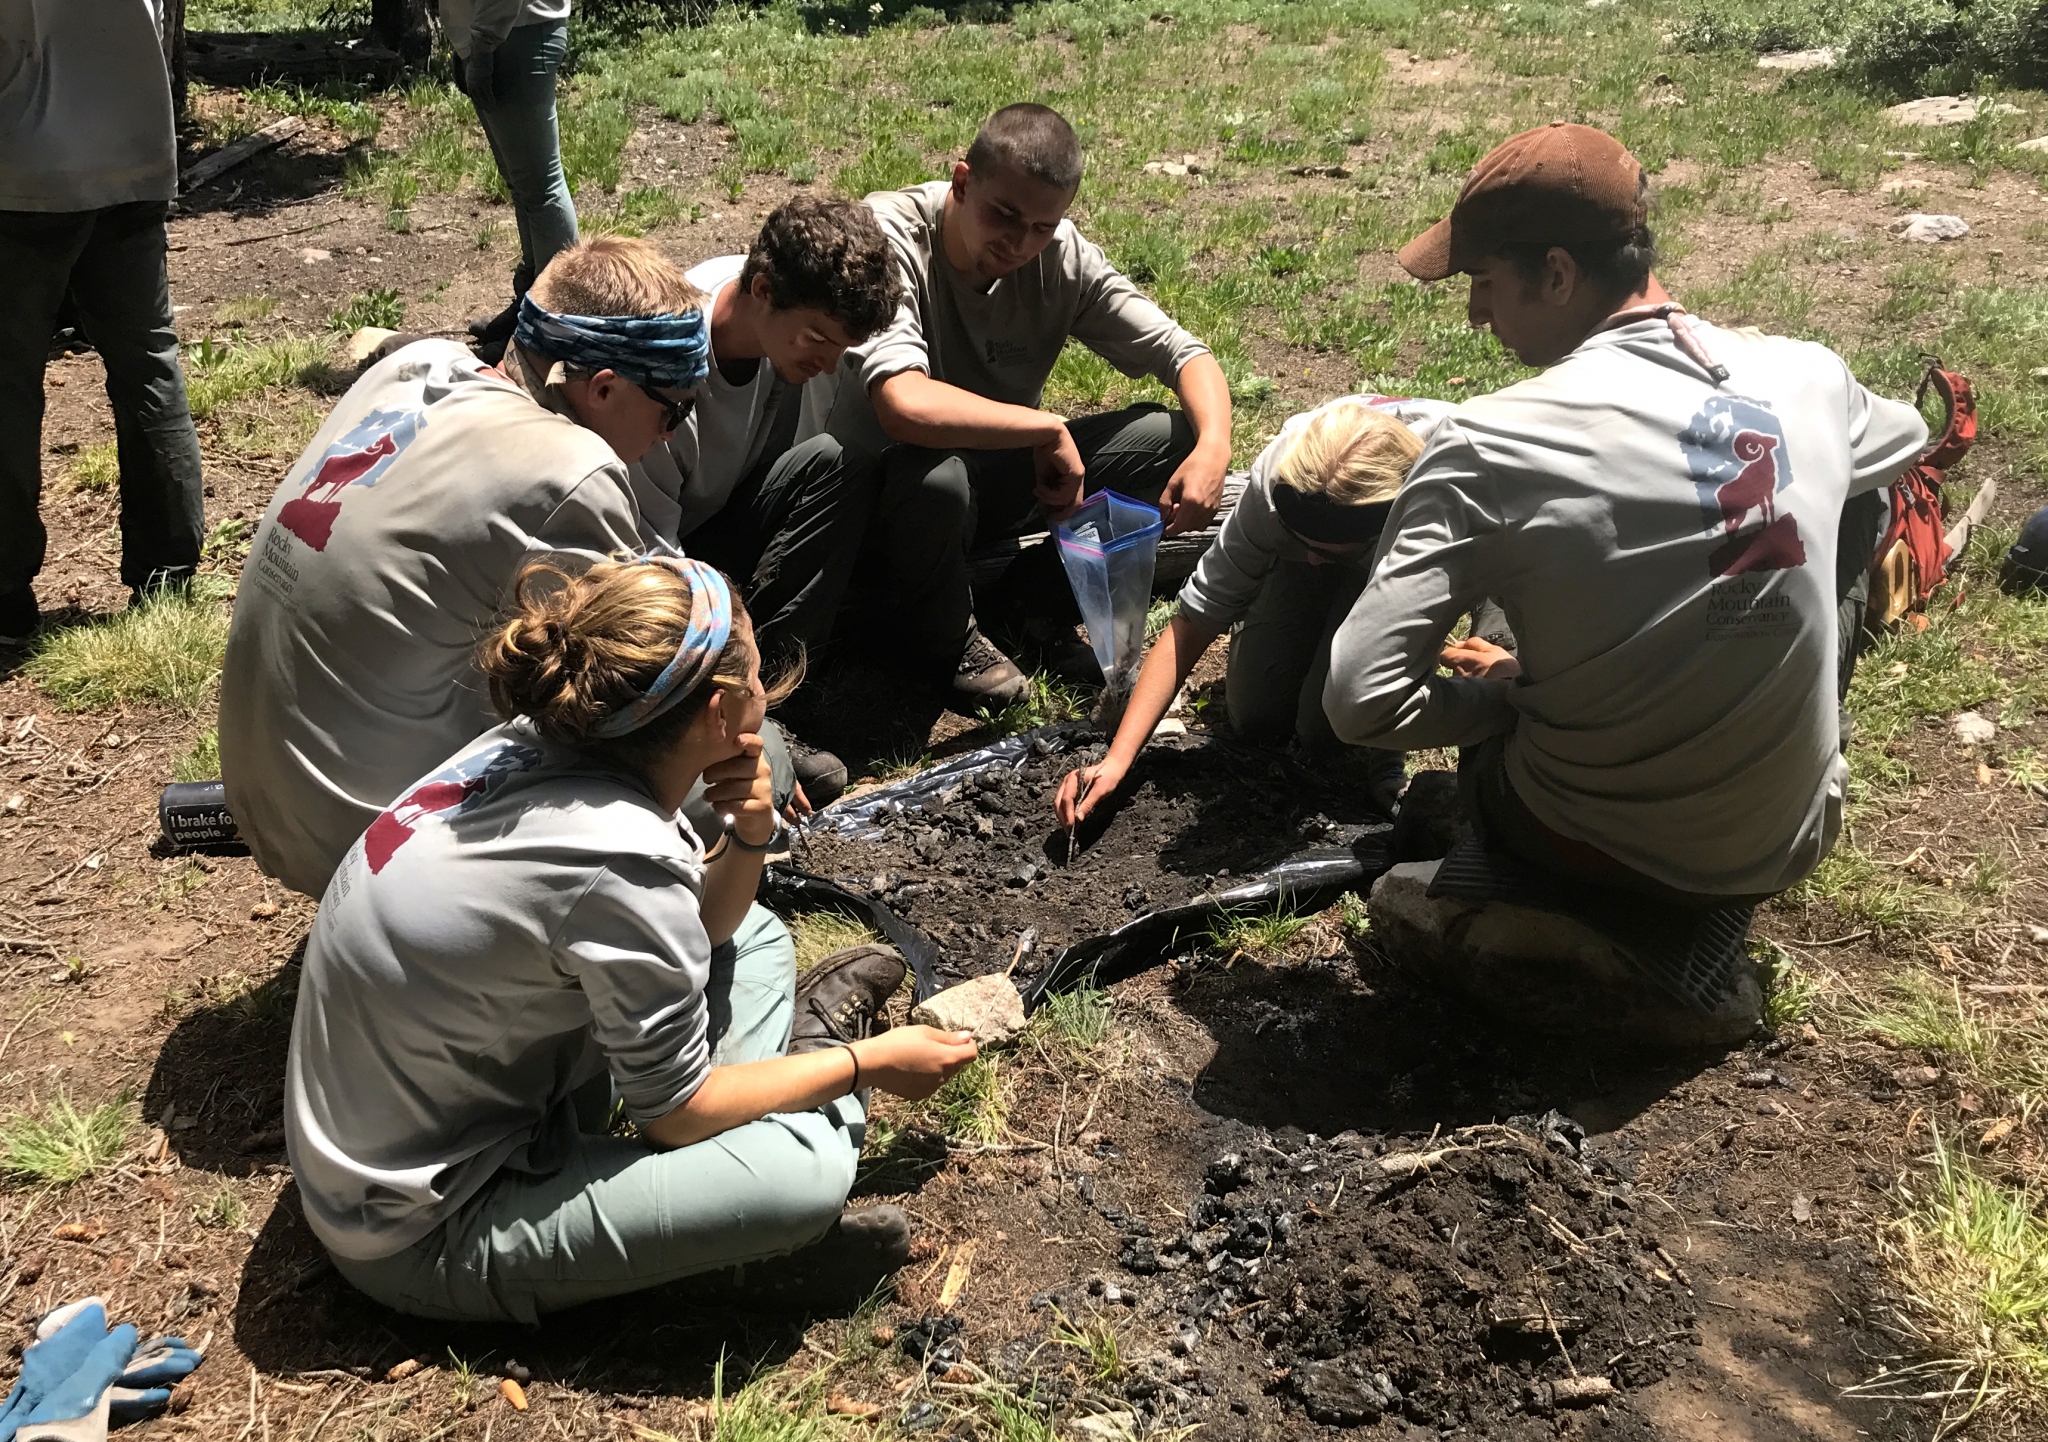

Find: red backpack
1868;361;1989;628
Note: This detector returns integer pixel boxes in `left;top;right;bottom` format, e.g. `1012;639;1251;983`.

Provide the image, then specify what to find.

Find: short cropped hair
1271;400;1426;506
1501;174;1658;302
738;196;906;343
529;235;706;317
965;103;1083;192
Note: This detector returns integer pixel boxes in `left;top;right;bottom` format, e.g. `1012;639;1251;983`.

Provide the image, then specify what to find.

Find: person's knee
733;903;796;996
886;450;972;528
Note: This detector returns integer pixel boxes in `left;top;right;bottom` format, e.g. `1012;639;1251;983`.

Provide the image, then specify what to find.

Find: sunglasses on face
637;382;697;432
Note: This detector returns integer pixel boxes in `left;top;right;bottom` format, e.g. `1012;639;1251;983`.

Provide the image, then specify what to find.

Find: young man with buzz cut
637;196;907;801
1324;122;1929;906
824;102;1234;707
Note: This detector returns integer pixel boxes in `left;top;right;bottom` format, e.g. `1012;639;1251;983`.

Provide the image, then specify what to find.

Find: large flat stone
910;972;1026;1046
1368;861;1761;1047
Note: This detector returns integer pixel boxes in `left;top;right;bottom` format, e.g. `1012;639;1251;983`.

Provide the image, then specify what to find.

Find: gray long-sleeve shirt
285;721;714;1261
220;340;661;899
0;0;176;212
1324;318;1928;897
822;180;1212;454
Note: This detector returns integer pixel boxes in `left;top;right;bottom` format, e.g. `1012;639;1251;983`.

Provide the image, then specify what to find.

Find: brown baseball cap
1397;122;1646;281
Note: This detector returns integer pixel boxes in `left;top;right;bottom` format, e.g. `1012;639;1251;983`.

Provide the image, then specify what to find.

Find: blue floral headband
513;295;711;390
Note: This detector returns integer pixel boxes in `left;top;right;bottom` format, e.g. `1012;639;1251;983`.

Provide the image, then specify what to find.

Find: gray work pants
864;403;1196;662
332;904;864;1323
0;202;206;596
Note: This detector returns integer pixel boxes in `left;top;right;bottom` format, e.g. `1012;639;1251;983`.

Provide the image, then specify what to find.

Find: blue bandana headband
513;295;711;390
591;556;735;739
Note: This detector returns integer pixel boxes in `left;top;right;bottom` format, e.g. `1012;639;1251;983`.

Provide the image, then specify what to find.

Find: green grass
976;674;1090;737
0;1093;133;1185
1051;1307;1129;1385
788;910;883;972
1852;972;2048;1112
62;442;119;495
173;728;222;783
923;1056;1008;1145
1208;900;1313;960
216;293;277;327
25;580;232;714
193;1181;249;1231
184;334;335;421
328;286;405;332
583;184;693;236
1029;986;1112;1058
1873;1127;2048;1427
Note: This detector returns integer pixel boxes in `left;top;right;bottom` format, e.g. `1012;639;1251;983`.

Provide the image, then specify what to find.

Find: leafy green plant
173;728;221;783
328;286;405;333
0;1093;133;1184
184;334;333;420
977;674;1089;738
1754;940;1821;1028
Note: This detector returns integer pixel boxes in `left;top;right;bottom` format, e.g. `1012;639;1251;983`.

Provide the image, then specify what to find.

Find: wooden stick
182;116;304;190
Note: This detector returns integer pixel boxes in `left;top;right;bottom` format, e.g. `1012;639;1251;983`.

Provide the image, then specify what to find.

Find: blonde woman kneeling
1056;396;1451;825
285;555;977;1323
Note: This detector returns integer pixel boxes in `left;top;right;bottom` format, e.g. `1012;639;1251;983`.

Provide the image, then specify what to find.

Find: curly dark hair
738;195;905;343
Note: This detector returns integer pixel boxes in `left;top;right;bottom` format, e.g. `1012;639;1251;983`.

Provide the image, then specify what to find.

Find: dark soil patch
802;733;1386;986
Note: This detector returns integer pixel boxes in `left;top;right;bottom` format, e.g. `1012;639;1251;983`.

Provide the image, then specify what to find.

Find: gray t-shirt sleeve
1844;363;1932;496
1066;231;1211;387
534;463;651;559
1323;432;1519;750
554;856;716;1122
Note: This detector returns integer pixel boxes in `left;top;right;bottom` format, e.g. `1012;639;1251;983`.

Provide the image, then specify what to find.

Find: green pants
332;905;864;1323
1225;558;1370;753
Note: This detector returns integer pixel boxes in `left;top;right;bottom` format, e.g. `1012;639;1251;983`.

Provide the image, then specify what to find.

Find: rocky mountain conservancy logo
278;407;427;551
1680;395;1807;578
362;741;542;874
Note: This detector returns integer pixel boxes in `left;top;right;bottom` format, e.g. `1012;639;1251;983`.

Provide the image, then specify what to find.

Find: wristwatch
724;816;790;854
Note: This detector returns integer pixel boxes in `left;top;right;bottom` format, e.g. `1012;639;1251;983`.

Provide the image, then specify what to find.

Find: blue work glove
0;1299;201;1442
462;41;499;106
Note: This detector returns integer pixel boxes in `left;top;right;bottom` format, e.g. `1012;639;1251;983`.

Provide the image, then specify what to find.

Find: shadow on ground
1173;941;1724;1139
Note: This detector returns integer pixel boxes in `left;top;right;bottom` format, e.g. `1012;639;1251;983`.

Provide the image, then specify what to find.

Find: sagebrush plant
26;578;233;714
0;1093;134;1185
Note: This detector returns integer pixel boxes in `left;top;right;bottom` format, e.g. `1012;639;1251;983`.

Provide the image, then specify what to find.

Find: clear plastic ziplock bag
1056;490;1163;704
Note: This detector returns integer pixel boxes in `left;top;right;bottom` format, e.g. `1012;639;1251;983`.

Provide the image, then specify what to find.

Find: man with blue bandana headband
221;237;805;899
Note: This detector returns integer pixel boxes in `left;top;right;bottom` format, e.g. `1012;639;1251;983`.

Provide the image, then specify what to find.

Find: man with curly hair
638;196;904;800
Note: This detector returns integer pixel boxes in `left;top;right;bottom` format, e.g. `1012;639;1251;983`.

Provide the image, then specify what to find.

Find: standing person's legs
65;202;206;595
685;435;884;672
1835;488;1891;720
469;21;578;284
330;904;864;1323
0;210;94;617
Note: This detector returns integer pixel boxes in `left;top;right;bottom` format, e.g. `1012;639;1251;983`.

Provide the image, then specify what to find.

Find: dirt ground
2;51;2046;1442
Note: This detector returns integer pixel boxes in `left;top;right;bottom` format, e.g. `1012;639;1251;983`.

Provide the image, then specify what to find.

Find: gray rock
909;972;1026;1045
1366;860;1762;1047
1884;95;2020;127
2020;136;2048;154
1293;1361;1383;1426
1757;47;1837;72
1953;709;1998;745
1891;213;1971;244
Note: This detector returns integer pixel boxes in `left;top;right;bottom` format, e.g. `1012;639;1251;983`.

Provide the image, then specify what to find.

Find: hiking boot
129;566;196;609
789;944;906;1053
730;1205;914;1303
785;729;848;808
951;628;1029;709
467;297;520;366
0;587;38;648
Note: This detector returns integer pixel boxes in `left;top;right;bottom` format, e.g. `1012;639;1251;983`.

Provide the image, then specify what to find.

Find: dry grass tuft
788;911;883;973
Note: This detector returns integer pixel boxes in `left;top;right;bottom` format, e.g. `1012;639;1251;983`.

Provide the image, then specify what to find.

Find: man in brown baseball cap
1398;121;1671;368
1321;123;1930;1015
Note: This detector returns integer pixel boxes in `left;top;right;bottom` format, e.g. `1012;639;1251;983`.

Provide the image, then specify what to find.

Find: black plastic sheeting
768;722;1397;1007
802;721;1095;842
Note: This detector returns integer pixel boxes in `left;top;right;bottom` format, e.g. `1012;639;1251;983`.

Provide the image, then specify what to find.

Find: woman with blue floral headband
284;554;978;1322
